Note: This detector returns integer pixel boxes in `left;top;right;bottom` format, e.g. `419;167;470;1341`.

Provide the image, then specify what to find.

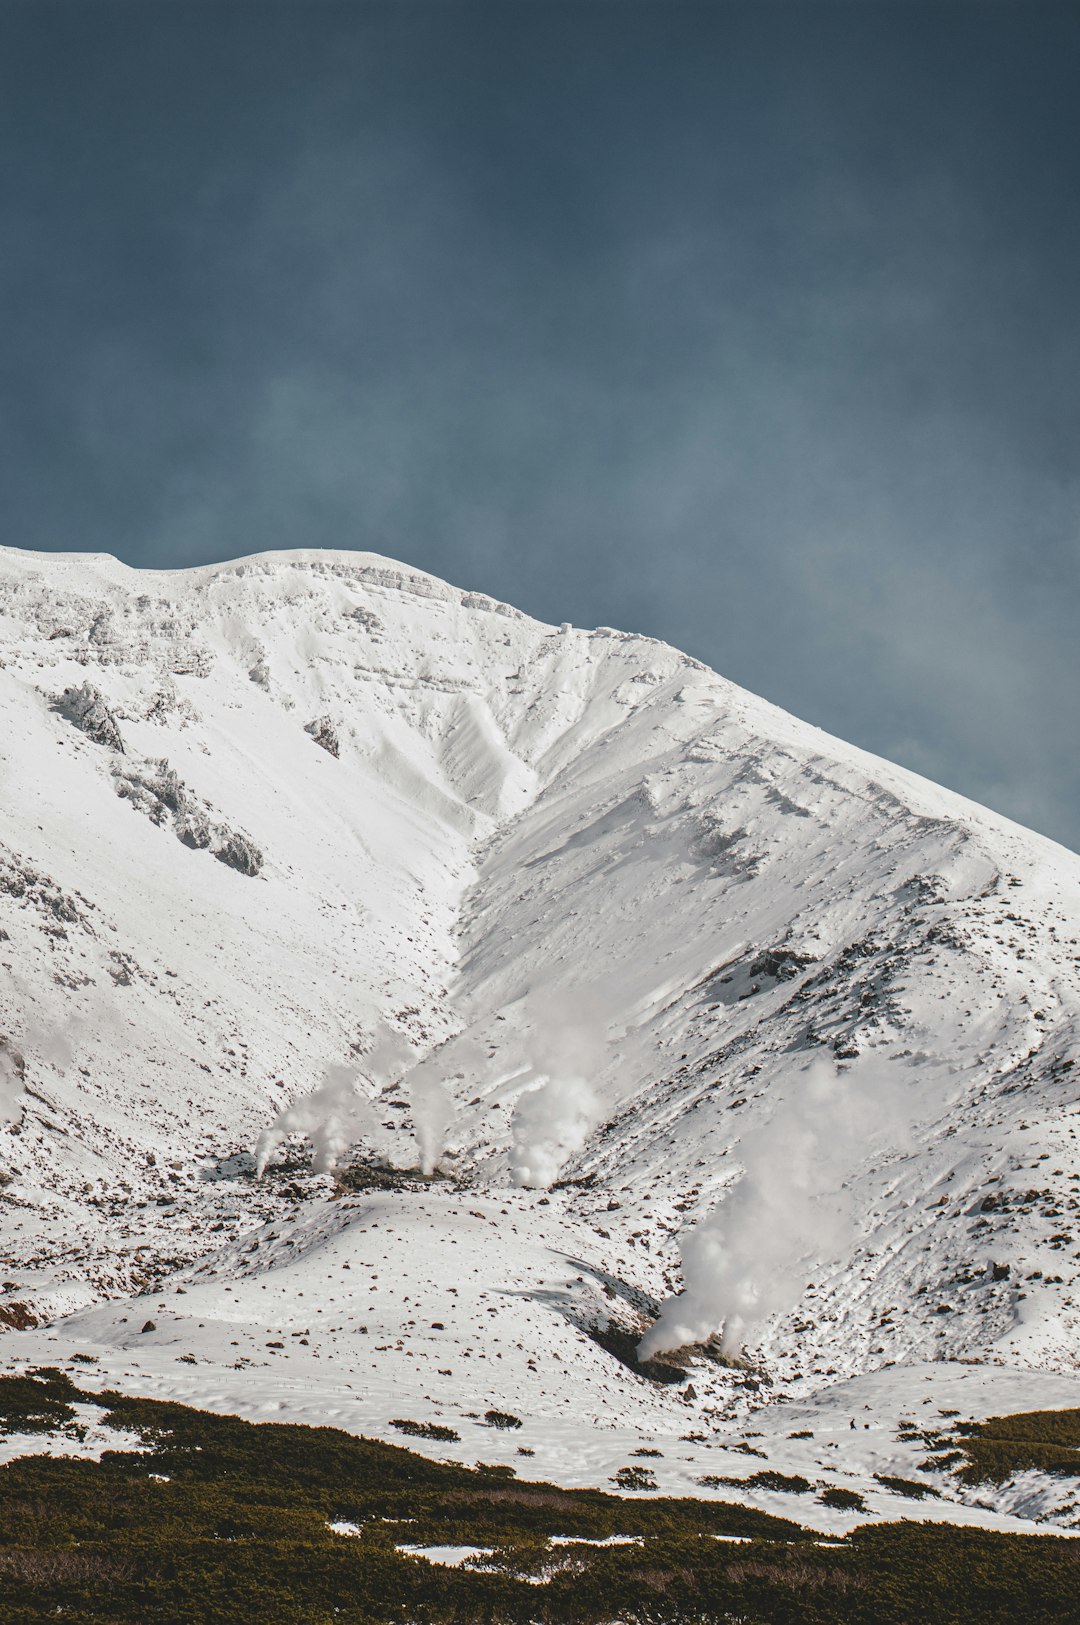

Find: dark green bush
390;1419;460;1442
743;1471;813;1494
484;1410;523;1430
612;1466;658;1491
818;1487;866;1511
874;1474;942;1500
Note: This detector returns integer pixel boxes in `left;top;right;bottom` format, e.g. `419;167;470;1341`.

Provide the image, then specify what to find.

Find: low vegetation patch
483;1409;523;1430
874;1474;942;1501
952;1407;1080;1486
818;1487;866;1512
0;1368;78;1433
698;1469;812;1494
0;1375;1077;1622
391;1418;461;1443
743;1471;813;1495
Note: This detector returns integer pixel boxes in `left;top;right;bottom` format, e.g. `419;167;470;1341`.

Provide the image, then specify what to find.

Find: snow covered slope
2;543;1079;1530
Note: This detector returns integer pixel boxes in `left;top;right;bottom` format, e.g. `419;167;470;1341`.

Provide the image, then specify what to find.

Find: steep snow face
2;543;1080;1525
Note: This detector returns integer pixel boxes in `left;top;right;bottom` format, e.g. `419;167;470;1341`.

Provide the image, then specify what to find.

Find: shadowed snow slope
2;545;1079;1529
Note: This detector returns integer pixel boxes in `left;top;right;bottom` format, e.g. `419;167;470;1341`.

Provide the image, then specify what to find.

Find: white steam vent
507;988;613;1189
639;1058;914;1358
367;1019;458;1176
510;1074;600;1188
255;1066;376;1176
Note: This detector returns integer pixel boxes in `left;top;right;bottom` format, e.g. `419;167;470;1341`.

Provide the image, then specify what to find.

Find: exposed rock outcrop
58;681;124;752
113;758;262;874
304;716;340;757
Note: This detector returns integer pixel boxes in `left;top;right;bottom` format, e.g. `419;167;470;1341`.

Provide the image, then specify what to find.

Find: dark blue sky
4;2;1079;849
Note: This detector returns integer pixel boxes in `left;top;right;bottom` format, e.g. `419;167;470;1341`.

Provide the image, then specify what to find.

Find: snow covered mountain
2;543;1079;1533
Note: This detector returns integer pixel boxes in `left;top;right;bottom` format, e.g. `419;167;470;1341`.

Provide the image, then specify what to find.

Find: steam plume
510;1074;600;1188
255;1065;375;1176
508;988;611;1188
401;1035;492;1176
360;1022;415;1083
639;1059;910;1357
365;1018;460;1175
408;1059;456;1176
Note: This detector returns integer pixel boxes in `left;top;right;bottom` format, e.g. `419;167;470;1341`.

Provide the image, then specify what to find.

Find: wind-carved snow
1;543;1080;1532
